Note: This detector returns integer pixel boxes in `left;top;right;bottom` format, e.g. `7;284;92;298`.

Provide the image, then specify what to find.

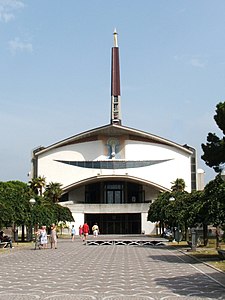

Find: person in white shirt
92;223;99;237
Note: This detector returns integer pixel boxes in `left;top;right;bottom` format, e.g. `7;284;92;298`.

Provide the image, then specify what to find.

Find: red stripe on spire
111;47;120;96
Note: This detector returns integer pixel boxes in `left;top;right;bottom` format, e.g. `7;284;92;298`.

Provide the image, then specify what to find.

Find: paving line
171;248;225;289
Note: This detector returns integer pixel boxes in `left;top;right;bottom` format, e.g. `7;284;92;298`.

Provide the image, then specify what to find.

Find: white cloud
190;58;205;68
174;54;207;68
8;37;33;54
0;0;24;23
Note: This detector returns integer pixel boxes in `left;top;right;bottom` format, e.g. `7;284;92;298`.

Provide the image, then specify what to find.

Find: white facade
32;124;196;235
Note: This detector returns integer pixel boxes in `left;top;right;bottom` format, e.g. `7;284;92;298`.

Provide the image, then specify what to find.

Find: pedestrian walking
79;225;83;239
92;223;99;237
71;225;76;241
82;222;89;243
50;224;57;249
40;226;48;249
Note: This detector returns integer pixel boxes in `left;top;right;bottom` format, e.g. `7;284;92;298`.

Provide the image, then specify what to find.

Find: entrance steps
86;234;167;246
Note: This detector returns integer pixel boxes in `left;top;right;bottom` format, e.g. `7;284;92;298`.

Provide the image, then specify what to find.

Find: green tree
44;182;63;203
171;178;186;192
200;175;225;248
31;195;74;227
202;102;225;172
0;180;74;240
53;204;74;223
29;176;46;196
176;191;205;242
147;179;207;241
0;181;31;228
180;191;204;228
147;192;171;234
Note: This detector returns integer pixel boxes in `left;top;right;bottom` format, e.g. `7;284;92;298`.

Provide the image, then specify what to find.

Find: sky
0;0;225;184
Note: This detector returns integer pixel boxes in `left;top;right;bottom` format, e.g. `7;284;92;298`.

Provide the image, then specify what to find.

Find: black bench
0;241;10;248
217;249;225;260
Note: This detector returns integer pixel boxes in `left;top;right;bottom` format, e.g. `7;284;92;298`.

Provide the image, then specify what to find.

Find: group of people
71;223;100;243
1;222;100;249
36;224;57;249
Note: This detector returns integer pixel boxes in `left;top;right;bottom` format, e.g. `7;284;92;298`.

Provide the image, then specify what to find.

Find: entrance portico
60;175;167;235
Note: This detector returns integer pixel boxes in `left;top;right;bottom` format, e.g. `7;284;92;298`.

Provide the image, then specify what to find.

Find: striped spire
111;29;121;125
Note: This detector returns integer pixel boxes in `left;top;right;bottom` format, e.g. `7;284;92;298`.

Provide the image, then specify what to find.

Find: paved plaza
0;236;225;300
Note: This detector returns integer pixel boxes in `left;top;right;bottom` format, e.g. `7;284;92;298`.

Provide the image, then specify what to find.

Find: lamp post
169;197;177;242
169;196;183;244
29;198;36;242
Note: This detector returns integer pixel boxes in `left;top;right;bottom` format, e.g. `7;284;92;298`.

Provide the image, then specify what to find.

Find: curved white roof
34;123;193;156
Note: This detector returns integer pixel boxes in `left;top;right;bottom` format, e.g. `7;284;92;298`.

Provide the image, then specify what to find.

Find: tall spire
111;29;121;125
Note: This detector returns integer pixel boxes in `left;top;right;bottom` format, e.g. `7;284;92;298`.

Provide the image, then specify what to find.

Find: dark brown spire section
111;29;121;125
111;49;120;96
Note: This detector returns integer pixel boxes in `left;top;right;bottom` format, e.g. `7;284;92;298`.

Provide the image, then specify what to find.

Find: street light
29;198;36;241
169;197;177;242
29;198;36;206
169;197;175;202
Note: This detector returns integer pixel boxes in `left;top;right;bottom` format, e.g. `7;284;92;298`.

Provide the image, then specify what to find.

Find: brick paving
0;236;225;300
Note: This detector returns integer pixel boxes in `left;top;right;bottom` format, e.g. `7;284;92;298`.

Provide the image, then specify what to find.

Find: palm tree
44;182;63;203
29;176;46;196
171;178;186;192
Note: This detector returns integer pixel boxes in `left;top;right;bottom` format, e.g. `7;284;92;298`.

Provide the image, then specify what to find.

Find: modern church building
31;31;197;235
